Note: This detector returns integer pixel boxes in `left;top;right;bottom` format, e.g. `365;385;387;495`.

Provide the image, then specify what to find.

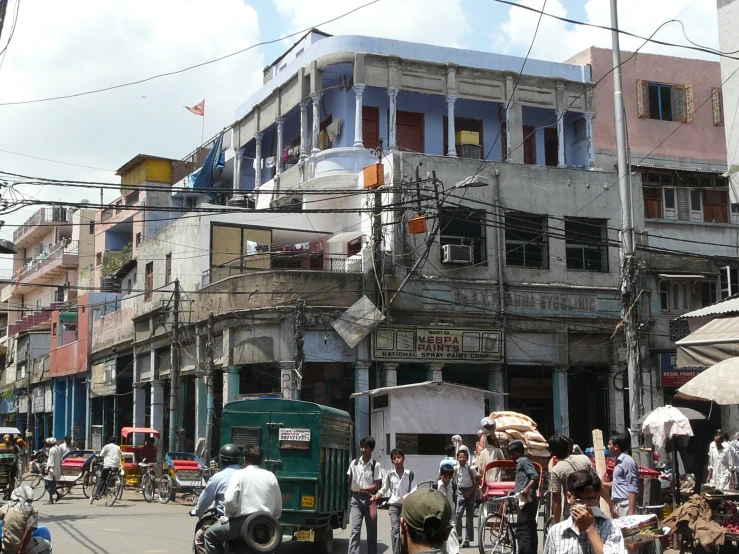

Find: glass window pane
660;86;673;121
691;189;702;211
664;188;676;209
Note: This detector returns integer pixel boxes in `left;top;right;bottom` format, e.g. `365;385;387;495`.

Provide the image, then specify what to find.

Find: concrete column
150;380;164;435
223;366;240;407
279;361;297;400
85;377;91;449
275;117;284;178
310;92;323;154
506;101;524;163
609;365;625;433
556;110;566;168
353;85;366;148
488;365;506;413
446;95;457;157
387;87;399;151
384;363;398;388
254;132;263;189
583;113;595;168
300;99;310;160
354;361;371;451
427;363;444;382
552;367;570;435
195;376;206;441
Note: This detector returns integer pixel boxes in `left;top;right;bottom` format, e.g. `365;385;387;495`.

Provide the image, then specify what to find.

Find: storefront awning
676;316;739;368
633;162;726;175
658;274;705;280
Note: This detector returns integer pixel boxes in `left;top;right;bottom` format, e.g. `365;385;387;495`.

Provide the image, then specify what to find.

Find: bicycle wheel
158;473;173;504
479;514;516;554
105;476;118;507
82;472;94;499
116;475;124;500
142;474;154;503
19;474;46;502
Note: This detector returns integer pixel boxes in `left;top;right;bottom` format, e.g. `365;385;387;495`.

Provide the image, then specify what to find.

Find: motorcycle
190;508;282;554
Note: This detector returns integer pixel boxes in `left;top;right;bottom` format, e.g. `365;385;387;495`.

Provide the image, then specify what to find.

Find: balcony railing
172;134;220;184
202;251;363;286
101;246;133;278
13;207;68;242
19;240;79;281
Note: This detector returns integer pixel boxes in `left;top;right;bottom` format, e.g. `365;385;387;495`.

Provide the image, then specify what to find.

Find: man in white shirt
204;445;282;554
43;438;62;505
94;436;122;500
373;449;417;554
57;436;74;459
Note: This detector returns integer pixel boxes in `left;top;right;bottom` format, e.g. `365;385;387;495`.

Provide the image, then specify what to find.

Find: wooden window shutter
712;87;724;126
673;86;687;123
685;84;695;122
636;79;649;119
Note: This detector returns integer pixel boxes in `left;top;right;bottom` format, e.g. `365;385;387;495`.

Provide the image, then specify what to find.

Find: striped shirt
543;516;626;554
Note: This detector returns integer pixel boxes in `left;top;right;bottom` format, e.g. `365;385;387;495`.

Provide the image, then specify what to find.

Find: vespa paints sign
373;327;504;363
660;353;703;387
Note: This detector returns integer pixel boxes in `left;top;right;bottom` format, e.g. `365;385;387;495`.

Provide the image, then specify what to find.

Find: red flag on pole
185;99;205;116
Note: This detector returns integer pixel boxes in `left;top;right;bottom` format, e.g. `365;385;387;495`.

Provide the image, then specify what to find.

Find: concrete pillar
279;361;297;400
354;361;371;451
310;92;323;154
195;376;207;441
388;87;399;151
132;355;146;437
556;110;566;168
85;377;91;449
506;102;523;163
427;363;444;382
384;363;398;388
488;365;506;413
300;99;310;160
583;113;595;168
65;378;73;435
446;95;457;157
254;132;263;189
609;365;626;432
223;367;240;407
552;366;570;436
353;85;366;148
150;380;164;436
275;117;284;177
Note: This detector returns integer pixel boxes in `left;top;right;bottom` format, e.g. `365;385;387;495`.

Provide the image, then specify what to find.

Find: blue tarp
190;131;224;191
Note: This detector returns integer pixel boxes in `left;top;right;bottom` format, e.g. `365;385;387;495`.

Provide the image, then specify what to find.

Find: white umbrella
640;405;693;449
676;357;739;405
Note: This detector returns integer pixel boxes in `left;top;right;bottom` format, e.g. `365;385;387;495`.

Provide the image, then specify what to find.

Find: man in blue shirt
602;433;638;517
191;444;242;554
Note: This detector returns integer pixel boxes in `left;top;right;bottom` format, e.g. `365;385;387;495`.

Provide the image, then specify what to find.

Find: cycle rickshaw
158;451;208;504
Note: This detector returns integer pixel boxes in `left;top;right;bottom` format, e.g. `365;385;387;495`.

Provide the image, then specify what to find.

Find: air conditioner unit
442;244;473;264
458;144;481;160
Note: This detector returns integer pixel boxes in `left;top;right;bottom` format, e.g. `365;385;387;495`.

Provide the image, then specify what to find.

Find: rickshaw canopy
0;427;21;436
121;427;160;438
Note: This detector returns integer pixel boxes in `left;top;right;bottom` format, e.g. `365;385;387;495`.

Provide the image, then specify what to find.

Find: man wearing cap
43;438;61;505
400;489;453;554
0;486;52;554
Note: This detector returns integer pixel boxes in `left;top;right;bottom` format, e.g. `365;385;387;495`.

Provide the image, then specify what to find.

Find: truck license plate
301;495;314;508
297;529;315;542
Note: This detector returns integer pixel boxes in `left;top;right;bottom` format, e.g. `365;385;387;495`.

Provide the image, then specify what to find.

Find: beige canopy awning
676;316;739;368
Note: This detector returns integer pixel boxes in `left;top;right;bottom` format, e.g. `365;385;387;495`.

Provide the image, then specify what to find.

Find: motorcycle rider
190;444;242;554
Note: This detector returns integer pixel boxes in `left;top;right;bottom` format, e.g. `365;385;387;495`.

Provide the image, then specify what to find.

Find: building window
136;232;142;246
55;286;65;303
362;106;380;149
637;80;693;122
702;281;717;307
641;170;728;223
115;201;122;214
523;125;536;165
395;111;424;153
660;280;710;312
565;218;609;272
443;117;482;159
144;262;153;301
721;266;739;299
439;208;486;266
544;128;558;167
165;253;172;284
504;212;548;269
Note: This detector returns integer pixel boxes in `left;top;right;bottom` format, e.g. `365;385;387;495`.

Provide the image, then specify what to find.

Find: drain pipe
493;166;505;316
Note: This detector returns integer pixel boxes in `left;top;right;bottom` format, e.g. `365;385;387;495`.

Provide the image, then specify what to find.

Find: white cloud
494;0;720;63
271;0;473;49
0;0;265;271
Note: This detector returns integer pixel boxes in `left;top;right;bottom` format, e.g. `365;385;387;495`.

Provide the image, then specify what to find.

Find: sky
0;0;722;277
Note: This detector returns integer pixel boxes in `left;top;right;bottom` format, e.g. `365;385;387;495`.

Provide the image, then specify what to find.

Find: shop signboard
373;327;504;363
660;353;703;387
32;387;44;414
91;360;116;396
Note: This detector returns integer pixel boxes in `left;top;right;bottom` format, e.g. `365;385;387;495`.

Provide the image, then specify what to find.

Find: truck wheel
314;527;334;554
240;511;282;553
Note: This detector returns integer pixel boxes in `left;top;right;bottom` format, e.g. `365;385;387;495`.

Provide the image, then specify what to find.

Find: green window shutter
636;79;649;119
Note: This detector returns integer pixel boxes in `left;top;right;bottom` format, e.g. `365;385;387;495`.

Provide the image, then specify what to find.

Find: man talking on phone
543;469;626;554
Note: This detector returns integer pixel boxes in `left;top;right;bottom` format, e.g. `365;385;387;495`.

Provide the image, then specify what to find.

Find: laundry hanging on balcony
189;130;224;192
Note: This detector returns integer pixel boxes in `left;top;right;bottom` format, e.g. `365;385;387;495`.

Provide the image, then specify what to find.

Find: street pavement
34;489;486;554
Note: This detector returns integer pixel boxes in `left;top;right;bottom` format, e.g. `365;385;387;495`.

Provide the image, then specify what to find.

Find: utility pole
611;0;642;445
169;279;180;453
293;299;305;400
373;188;384;310
204;312;215;466
25;342;31;450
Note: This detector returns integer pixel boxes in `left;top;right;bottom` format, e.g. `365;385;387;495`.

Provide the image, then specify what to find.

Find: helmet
480;417;497;433
219;443;241;464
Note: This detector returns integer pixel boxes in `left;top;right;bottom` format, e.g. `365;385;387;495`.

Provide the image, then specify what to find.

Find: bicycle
139;462;157;503
90;464;124;507
479;494;517;554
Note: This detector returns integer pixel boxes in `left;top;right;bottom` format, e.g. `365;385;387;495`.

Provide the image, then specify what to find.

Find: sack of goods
490;411;549;455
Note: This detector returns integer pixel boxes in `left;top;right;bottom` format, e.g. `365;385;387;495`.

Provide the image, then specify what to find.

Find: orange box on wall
363;163;384;190
407;215;428;234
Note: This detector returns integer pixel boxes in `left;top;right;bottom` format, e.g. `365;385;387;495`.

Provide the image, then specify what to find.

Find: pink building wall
567;47;726;168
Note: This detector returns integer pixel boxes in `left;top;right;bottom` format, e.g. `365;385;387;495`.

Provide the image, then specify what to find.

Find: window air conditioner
442;244;473;264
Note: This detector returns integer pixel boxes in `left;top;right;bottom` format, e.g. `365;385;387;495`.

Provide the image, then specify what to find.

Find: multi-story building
568;47;731;435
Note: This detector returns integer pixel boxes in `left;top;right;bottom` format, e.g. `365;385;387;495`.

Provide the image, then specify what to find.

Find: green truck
221;398;353;554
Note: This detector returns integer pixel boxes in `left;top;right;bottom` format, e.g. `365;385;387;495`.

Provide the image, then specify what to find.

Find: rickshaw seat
123;462;139;470
172;460;201;471
61;458;86;469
